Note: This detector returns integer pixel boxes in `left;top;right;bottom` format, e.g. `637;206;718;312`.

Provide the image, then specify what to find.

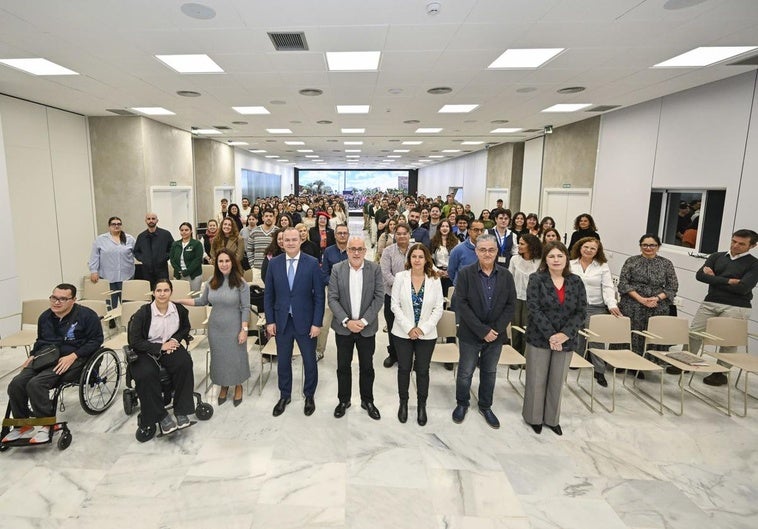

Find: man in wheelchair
127;278;195;435
4;283;104;444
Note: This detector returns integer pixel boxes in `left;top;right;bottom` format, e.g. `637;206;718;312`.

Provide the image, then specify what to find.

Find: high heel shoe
218;386;229;406
233;385;243;407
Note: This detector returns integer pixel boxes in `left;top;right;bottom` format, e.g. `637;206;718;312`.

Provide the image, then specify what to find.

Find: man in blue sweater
689;229;758;386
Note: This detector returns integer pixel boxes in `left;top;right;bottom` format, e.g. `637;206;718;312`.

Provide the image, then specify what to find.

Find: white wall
234;150;294;199
418;150;487;212
594;71;758;339
0;112;21;338
0;95;96;310
521;137;543;215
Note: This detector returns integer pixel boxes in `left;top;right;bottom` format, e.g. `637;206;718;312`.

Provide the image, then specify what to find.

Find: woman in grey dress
618;234;678;362
178;248;250;406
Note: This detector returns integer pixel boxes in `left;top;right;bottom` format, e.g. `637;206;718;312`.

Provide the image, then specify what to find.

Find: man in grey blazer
452;234;516;429
328;236;385;419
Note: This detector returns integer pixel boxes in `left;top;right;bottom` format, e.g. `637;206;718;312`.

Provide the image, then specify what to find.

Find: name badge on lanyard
498;256;507;264
496;231;509;263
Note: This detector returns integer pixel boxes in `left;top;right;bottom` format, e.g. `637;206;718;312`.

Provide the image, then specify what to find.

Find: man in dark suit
264;227;325;417
133;212;174;288
451;234;516;429
328;236;385;420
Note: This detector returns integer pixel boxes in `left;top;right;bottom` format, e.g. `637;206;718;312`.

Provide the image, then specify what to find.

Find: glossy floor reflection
1;220;756;529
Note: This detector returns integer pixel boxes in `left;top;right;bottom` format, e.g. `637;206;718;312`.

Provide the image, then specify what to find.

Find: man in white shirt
328;237;385;420
488;208;519;268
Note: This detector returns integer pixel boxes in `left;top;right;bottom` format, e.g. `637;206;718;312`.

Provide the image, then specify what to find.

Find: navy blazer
525;271;587;351
452;262;516;345
264;252;325;335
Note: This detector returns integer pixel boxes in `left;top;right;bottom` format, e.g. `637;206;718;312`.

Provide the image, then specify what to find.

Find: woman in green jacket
170;222;204;291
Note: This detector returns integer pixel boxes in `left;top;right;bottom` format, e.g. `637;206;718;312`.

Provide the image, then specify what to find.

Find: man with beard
422;204;442;239
407;208;431;249
133;212;174;288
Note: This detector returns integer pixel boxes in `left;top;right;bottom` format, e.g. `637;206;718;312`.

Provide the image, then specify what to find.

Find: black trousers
8;358;85;418
395;337;436;402
335;333;376;404
383;294;397;361
130;347;195;425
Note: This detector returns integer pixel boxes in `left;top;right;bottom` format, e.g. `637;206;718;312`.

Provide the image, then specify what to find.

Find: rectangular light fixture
155;54;223;73
0;58;79;76
232;106;270;115
541;104;591;112
461;141;483;145
305;155;319;158
387;155;401;158
131;107;175;116
265;155;279;158
415;128;442;133
402;141;423;145
490;127;523;133
393;149;410;153
266;128;293;134
249;149;266;153
344;141;363;145
326;51;381;71
345;149;361;152
442;149;461;153
653;46;758;68
346;155;360;158
297;149;314;153
227;141;248;146
341;128;365;133
284;141;305;145
438;104;479;113
336;105;370;114
428;155;445;158
193;128;222;135
488;48;564;69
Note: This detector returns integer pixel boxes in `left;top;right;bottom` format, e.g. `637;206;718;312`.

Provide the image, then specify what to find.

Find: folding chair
582;315;663;413
0;299;50;355
103;301;147;351
498;325;526;398
119;279;151;302
255;314;303;396
431;310;459;377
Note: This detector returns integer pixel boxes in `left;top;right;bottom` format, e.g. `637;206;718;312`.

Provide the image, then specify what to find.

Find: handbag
31;344;60;371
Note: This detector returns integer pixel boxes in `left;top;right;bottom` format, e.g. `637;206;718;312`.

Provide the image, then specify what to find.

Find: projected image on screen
298;170;409;196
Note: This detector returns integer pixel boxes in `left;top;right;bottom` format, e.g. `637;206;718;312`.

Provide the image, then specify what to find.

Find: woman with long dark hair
210;217;245;264
508;233;542;354
430;219;458;298
170;222;204;291
568;213;600;253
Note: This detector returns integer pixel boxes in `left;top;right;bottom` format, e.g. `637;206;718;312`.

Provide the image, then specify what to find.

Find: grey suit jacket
328;259;385;337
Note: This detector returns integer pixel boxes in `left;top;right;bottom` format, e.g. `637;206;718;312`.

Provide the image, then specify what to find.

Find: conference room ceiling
1;0;757;169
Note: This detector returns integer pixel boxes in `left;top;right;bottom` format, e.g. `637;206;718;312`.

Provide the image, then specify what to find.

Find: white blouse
570;258;618;309
508;254;540;300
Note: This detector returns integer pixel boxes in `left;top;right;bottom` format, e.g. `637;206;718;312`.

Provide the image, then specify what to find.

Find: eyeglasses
49;296;73;303
469;227;483;232
640;243;659;248
348;247;366;253
476;248;498;254
109;222;122;226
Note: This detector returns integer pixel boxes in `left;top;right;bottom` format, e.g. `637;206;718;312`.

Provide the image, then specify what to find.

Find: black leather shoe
417;402;427;426
529;423;542;434
333;401;350;418
666;365;683;375
635;370;646;380
383;356;397;368
452;405;468;424
304;397;316;416
397;400;408;423
594;372;608;387
272;398;291;417
547;424;563;436
479;408;500;429
218;386;229;406
444;363;454;371
361;401;381;420
704;372;727;386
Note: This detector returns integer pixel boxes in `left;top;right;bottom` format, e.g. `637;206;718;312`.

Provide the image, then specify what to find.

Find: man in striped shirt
246;208;279;274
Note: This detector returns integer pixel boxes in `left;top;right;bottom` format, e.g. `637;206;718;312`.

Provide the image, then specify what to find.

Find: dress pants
456;340;502;409
522;343;571;427
335;333;376;403
395;337;435;401
276;314;318;399
689;301;751;355
130;347;195;425
8;358;86;418
383;294;398;361
316;304;333;355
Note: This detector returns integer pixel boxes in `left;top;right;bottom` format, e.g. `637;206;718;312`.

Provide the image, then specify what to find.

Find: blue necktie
287;258;295;289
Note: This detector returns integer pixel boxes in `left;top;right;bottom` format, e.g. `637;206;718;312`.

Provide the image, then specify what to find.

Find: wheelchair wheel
122;389;137;416
0;444;9;452
80;348;122;415
57;431;72;450
195;403;214;421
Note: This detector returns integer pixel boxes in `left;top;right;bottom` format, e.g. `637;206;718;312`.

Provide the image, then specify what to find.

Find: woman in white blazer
391;243;444;426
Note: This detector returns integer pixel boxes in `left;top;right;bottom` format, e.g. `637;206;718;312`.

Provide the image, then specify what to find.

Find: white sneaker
2;425;35;442
29;426;51;444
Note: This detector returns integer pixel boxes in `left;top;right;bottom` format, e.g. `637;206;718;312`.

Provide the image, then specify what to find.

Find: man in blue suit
264;227;325;417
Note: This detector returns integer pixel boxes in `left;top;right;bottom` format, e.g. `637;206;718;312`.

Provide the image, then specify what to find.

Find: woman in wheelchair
127;279;195;435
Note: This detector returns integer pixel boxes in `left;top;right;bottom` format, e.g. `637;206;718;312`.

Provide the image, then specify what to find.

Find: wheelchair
0;347;121;452
121;344;213;442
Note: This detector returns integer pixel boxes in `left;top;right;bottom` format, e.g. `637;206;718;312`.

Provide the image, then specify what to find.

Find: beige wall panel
542;117;599;189
194;138;235;223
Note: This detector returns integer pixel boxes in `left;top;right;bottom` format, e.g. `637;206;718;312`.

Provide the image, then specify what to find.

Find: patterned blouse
411;280;425;326
617;255;678;301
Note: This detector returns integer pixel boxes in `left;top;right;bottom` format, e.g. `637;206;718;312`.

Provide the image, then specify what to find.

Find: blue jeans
455;340;502;409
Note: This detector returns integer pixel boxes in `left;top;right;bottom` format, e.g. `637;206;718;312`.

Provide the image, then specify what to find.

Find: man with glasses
328;236;385;419
317;224;351;360
448;219;486;285
451;235;516;429
3;284;104;444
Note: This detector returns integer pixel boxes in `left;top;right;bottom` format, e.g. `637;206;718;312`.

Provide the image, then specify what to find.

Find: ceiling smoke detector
426;2;441;15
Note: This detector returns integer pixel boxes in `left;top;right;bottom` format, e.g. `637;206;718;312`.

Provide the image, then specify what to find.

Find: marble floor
1;221;756;529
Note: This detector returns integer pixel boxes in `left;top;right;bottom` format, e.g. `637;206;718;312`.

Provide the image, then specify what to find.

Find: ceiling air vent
106;108;136;116
213;125;231;130
268;32;308;51
586;105;621;112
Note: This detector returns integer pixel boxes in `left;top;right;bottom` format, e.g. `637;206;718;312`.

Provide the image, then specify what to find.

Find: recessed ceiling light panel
415;128;443;133
193;128;222;134
653;46;758;67
488;48;564;69
131;107;175;116
402;141;423;145
233;106;270;115
284;141;305;145
490;128;523;133
337;105;370;114
326;51;381;71
155;54;223;73
341;128;365;133
438;104;479;113
541;104;591;112
0;58;78;76
266;128;293;134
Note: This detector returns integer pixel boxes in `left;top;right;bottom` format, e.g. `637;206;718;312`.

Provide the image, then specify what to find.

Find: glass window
647;189;725;253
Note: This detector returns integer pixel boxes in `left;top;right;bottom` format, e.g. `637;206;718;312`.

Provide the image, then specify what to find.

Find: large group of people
3;189;756;444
